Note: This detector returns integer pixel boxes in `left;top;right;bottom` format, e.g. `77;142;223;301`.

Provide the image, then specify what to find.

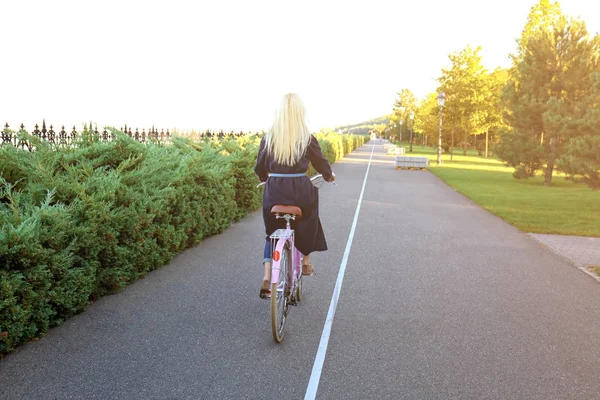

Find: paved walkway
530;234;600;281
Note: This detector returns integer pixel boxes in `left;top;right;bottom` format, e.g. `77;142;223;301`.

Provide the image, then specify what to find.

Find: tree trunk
485;128;489;158
451;123;455;161
544;138;556;185
544;159;554;185
463;128;467;156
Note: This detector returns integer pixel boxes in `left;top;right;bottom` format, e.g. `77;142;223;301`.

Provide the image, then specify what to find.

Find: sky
2;0;600;133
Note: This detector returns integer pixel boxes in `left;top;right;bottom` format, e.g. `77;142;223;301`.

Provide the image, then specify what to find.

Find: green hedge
310;133;368;174
0;131;367;355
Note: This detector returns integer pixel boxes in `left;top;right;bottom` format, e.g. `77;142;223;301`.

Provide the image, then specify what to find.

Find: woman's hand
327;172;336;182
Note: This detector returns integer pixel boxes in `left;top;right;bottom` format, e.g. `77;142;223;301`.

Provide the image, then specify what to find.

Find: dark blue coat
254;135;333;255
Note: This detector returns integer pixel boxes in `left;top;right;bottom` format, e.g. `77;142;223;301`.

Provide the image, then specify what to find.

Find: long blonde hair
266;93;312;166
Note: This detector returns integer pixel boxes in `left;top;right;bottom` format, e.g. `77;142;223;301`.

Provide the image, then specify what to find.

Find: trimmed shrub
310;133;369;174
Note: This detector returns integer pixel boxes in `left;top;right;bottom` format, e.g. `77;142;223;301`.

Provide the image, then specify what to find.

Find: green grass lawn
394;143;600;237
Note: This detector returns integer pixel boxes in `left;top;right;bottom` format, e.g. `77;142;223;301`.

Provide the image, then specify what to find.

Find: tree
498;1;600;185
413;92;451;150
439;45;489;156
480;68;509;158
558;134;600;189
334;116;390;136
516;0;562;56
557;73;600;189
393;89;418;142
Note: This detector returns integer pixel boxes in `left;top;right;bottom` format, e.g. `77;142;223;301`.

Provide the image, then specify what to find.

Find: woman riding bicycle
254;93;335;299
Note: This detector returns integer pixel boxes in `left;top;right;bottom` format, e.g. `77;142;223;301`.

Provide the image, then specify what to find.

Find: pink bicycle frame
270;226;302;287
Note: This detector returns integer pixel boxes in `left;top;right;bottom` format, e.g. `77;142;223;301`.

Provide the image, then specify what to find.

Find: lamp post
437;91;445;165
409;111;415;152
399;120;403;143
397;106;405;144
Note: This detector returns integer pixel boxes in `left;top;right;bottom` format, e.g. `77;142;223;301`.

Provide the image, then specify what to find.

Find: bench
386;146;405;155
395;156;429;170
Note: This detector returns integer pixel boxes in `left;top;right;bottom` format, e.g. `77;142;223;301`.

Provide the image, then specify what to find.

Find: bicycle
257;174;334;342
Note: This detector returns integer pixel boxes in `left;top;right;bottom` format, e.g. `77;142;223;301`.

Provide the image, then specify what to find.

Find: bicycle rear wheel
296;273;302;302
271;243;290;343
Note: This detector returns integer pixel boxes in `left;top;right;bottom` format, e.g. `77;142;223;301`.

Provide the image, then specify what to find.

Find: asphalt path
1;140;599;400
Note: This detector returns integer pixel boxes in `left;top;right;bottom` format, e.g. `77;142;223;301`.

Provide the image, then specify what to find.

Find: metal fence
1;121;250;150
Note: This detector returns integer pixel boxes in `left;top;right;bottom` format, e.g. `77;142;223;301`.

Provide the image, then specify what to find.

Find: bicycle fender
271;238;289;284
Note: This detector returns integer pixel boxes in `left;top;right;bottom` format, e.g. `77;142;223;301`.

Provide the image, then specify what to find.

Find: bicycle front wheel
271;243;290;343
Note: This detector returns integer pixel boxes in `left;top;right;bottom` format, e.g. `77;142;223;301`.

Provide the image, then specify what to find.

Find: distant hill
333;115;390;135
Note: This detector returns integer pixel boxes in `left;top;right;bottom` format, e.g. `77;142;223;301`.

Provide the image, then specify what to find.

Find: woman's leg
263;238;271;281
302;253;310;265
263;262;271;281
260;239;272;298
301;252;315;276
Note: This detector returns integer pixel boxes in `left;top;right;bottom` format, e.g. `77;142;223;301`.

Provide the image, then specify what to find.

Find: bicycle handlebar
310;174;324;183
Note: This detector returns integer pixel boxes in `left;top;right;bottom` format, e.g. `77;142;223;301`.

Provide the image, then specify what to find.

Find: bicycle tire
271;243;290;343
296;273;302;302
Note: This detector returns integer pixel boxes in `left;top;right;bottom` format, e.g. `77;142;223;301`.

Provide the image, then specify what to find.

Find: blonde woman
254;93;335;299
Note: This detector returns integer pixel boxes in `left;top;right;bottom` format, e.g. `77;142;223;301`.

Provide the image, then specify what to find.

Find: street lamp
437;91;446;165
409;111;415;152
397;106;405;144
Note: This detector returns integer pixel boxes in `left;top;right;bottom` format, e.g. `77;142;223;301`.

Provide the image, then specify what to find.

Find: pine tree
499;0;600;185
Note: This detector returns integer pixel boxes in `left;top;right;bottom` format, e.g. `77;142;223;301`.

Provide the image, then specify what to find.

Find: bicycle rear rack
270;228;293;240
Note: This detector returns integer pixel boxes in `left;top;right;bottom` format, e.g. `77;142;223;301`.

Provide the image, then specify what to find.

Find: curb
527;233;600;284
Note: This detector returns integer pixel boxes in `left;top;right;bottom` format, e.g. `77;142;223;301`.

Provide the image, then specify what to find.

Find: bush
310;133;368;174
0;133;262;355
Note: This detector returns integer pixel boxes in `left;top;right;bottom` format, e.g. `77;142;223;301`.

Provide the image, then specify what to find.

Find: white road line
304;143;375;400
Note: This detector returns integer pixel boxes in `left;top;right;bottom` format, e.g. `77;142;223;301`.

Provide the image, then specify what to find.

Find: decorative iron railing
1;120;250;150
